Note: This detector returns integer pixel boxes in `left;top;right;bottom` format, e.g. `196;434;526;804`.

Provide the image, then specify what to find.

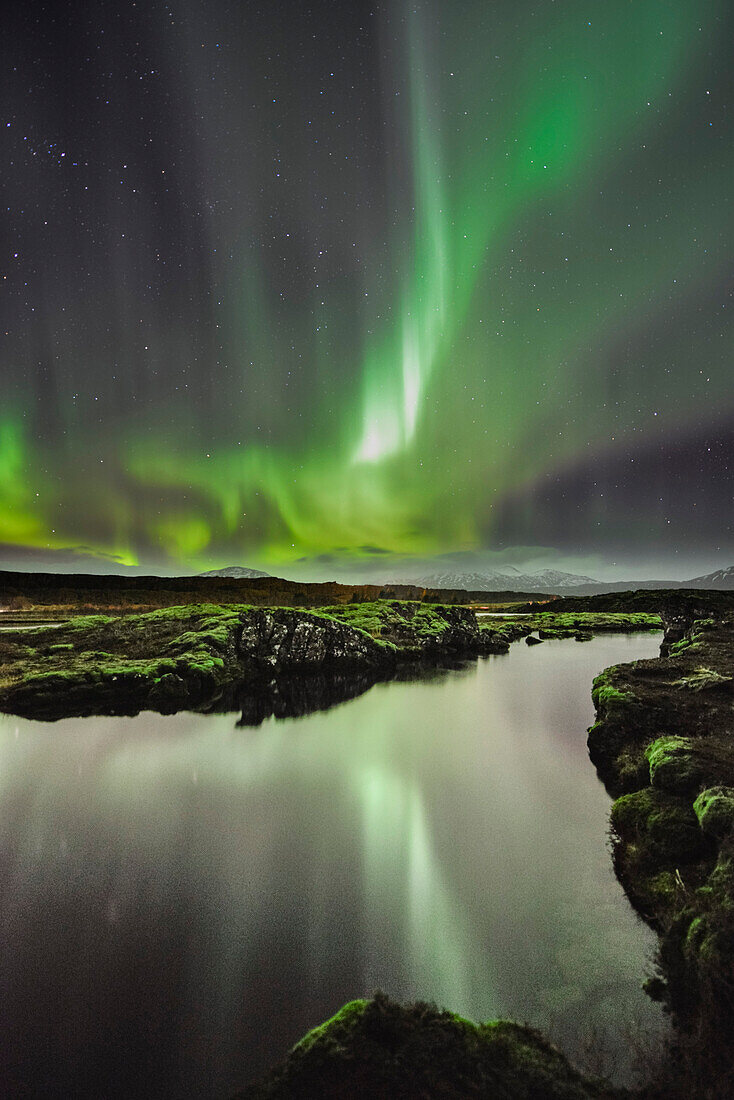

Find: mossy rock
646;736;706;794
707;851;734;911
645;869;680;909
586;719;638;793
693;787;734;839
591;670;635;713
611;787;705;864
240;993;620;1099
574;631;593;642
611;746;650;794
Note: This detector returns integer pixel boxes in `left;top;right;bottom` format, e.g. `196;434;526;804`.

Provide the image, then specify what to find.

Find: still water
0;634;664;1097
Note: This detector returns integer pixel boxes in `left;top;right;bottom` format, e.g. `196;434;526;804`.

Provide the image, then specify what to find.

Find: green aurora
2;0;732;573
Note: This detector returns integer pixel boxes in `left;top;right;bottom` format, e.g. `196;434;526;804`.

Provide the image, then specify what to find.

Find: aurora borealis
2;0;732;576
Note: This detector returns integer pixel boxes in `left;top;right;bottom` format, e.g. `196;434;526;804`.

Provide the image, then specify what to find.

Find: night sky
2;0;732;578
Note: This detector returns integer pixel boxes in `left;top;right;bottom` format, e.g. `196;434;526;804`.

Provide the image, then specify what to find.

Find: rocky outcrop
0;601;510;722
236;608;388;675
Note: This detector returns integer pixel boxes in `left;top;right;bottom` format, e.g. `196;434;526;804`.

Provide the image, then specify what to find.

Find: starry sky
2;0;732;579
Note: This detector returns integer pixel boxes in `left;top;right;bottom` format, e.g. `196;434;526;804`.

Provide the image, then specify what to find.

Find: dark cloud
491;416;734;559
0;544;135;573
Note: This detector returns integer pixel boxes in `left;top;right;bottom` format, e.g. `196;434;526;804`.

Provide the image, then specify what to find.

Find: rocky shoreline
587;602;734;1097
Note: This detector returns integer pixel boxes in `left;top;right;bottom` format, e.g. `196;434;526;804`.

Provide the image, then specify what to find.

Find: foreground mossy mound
239;993;622;1100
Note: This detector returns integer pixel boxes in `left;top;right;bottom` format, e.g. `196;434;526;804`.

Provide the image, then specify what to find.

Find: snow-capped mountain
398;568;598;592
197;565;271;579
520;569;599;588
684;566;734;590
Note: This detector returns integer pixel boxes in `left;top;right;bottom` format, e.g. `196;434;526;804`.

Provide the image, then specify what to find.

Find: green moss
646;736;690;770
528;611;661;634
65;614;116;631
21;669;79;685
669;637;699;655
591;669;635;711
611;787;704;863
167;628;231;652
707;853;734;910
247;993;617;1099
693;787;734;839
685;915;706;954
646;870;678;907
673;667;732;692
292;999;369;1056
47;642;74;653
316;600;463;649
646;736;705;794
593;685;628;707
611;746;649;793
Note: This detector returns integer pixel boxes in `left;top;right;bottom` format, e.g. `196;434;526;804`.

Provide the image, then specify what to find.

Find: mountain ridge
193;563;734;594
387;565;734;594
394;568;598;591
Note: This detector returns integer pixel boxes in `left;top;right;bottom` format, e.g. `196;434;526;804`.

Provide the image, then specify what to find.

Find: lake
0;633;665;1097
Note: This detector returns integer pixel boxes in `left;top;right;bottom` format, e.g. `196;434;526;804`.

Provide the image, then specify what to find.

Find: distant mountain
399;568;598;592
394;564;734;595
197;565;271;579
552;566;734;597
522;568;599;588
684;566;734;590
193;561;734;593
558;579;676;596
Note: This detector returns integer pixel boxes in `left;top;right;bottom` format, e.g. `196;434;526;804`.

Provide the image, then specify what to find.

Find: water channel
0;632;665;1096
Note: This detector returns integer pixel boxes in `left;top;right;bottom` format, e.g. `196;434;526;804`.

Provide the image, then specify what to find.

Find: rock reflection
231;663;473;726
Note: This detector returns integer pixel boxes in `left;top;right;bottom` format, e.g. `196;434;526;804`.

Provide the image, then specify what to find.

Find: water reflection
0;635;665;1097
